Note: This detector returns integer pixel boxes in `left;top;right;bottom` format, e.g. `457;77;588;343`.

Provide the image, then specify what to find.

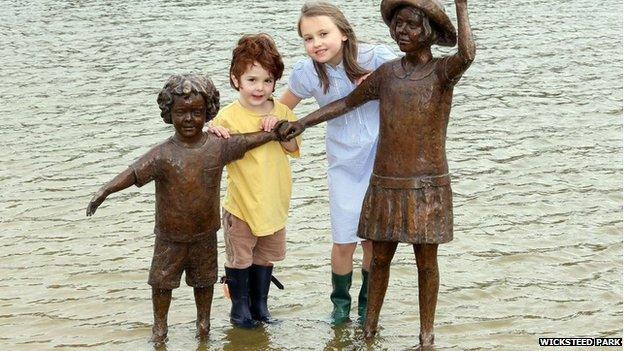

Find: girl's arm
86;168;137;216
279;90;302;110
443;0;476;83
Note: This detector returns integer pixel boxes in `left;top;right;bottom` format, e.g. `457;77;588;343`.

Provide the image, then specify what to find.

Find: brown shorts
148;234;218;290
222;210;286;269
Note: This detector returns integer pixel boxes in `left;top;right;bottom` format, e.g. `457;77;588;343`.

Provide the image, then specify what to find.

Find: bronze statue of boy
278;0;475;347
86;74;283;344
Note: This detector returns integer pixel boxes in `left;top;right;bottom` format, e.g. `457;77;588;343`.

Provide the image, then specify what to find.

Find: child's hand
261;115;280;132
355;72;372;86
207;123;230;139
86;189;107;216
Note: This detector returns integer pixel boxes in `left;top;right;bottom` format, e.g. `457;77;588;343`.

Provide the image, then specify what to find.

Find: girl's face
299;15;347;66
231;62;275;112
391;7;428;52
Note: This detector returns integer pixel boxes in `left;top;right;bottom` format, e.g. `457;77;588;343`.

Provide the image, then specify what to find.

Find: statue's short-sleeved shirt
130;132;248;242
212;100;300;236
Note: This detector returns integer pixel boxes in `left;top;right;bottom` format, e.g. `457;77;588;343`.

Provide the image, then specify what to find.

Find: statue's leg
364;240;398;339
151;288;172;344
414;244;439;347
194;285;213;340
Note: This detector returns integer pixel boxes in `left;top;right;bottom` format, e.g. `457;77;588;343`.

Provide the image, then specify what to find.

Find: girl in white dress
280;1;395;325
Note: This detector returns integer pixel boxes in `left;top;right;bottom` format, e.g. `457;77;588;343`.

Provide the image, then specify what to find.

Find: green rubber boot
330;272;352;325
357;269;369;324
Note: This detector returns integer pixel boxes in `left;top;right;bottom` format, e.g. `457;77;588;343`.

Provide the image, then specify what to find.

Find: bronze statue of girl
278;0;475;347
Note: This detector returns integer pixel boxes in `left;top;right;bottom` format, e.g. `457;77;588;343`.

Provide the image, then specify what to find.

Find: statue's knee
372;256;392;269
417;265;439;277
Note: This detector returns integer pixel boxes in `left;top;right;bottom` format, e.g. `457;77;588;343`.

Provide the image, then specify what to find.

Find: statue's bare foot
364;327;377;340
418;333;435;349
196;320;210;340
150;323;168;345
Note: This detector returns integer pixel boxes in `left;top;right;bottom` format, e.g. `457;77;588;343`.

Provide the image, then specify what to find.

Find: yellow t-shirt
212;99;301;236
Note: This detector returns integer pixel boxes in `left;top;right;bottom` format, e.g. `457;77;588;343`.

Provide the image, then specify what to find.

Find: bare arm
86;168;137;216
279;90;302;110
280;138;299;153
443;0;476;83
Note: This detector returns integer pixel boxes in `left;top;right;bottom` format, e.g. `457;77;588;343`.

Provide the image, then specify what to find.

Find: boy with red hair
209;34;300;328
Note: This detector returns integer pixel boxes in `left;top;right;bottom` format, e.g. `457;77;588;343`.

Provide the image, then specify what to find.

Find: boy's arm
441;0;476;85
86;168;137;216
280;138;299;153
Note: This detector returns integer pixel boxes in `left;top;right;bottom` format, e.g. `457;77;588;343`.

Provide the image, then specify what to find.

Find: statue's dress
357;57;456;244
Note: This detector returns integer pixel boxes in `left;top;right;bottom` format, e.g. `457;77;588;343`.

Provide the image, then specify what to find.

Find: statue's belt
370;173;450;189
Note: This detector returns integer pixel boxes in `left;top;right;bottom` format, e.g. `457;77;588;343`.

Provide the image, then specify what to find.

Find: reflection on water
222;327;271;351
0;0;621;350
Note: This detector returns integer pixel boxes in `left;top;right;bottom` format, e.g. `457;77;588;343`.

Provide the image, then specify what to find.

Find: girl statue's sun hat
380;0;457;47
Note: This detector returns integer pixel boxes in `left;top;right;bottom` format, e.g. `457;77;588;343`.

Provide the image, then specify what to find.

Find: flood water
0;0;622;350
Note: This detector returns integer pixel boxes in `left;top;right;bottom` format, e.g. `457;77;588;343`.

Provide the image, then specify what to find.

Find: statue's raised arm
442;0;476;84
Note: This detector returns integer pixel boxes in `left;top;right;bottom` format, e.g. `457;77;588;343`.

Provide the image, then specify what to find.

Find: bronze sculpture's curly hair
229;33;284;91
157;74;220;124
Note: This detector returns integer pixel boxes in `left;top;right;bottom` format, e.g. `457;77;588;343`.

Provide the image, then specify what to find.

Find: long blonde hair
297;1;369;94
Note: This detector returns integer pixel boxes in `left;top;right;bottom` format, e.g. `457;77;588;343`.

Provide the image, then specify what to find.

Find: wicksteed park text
538;338;622;347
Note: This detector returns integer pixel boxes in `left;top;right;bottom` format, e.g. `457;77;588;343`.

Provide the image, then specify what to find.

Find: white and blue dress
288;44;396;244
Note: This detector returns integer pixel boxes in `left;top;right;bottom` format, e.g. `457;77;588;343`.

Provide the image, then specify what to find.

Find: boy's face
171;93;206;140
231;62;275;110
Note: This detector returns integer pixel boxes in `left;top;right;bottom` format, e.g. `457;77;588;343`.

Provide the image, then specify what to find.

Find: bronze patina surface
87;74;282;344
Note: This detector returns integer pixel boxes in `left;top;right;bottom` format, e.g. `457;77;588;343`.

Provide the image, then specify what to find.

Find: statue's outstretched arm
278;69;381;139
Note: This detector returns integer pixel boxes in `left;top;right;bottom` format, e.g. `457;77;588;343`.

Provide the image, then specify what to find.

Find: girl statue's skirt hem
357;173;453;244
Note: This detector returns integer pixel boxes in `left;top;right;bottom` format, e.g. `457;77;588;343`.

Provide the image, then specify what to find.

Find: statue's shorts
148;233;218;290
222;210;286;269
358;173;453;244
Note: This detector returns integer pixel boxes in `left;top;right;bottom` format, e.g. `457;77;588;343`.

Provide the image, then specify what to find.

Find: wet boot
330;271;352;325
357;269;369;324
249;264;276;323
225;267;258;329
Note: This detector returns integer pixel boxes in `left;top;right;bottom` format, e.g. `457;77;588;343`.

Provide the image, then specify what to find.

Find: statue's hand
276;121;304;141
272;120;287;141
86;189;107;216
